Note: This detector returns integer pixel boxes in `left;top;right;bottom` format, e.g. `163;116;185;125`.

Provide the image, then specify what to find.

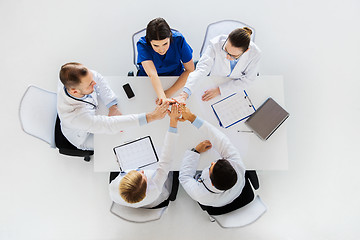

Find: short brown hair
119;170;147;203
59;62;88;88
228;27;252;51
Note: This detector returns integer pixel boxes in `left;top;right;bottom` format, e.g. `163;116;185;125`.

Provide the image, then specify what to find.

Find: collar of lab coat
200;167;224;194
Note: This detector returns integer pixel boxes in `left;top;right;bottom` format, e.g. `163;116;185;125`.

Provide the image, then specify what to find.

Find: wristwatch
191;148;200;154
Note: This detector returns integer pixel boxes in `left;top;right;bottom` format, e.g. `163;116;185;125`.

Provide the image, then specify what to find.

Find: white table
94;76;289;172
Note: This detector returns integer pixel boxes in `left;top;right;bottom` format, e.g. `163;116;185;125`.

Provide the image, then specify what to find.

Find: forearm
149;74;166;99
153;130;178;186
72;113;144;134
196;119;240;159
165;70;191;97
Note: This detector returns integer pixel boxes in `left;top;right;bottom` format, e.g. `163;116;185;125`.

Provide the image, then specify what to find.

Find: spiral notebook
113;136;159;171
211;90;256;128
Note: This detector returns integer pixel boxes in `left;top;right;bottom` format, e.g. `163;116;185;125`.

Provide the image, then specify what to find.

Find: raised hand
146;100;169;123
178;105;196;123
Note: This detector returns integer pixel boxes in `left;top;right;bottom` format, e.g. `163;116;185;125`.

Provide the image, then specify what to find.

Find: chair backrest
19;85;57;148
110;202;168;223
200;20;256;57
131;28;179;70
132;28;147;70
211;195;267;228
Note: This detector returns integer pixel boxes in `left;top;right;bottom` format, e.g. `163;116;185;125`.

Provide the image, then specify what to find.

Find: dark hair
59;62;88;89
145;17;172;44
210;159;238;191
228;27;252;51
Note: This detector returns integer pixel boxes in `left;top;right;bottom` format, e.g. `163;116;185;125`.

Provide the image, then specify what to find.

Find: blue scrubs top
137;30;193;76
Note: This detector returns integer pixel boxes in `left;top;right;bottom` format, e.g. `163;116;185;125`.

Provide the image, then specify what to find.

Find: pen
237;130;253;133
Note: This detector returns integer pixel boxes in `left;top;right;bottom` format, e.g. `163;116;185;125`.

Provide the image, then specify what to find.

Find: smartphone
122;83;135;99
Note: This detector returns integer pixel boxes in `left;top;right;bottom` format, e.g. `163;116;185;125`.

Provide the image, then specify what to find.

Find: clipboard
113;136;159;171
211;90;256;128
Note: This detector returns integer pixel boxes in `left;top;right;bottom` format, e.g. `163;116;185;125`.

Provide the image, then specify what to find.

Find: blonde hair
119;170;147;203
228;27;252;50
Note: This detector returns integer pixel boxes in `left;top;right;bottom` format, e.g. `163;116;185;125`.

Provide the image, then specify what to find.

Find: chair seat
55;115;93;160
211;196;267;228
198;173;255;215
110;202;168;223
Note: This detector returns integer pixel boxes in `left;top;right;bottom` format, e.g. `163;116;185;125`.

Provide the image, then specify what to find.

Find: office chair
198;170;267;228
109;171;179;223
200;20;256;57
128;28;178;76
19;85;93;162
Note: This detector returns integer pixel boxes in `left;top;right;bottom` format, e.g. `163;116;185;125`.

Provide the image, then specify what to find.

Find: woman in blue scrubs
137;18;195;103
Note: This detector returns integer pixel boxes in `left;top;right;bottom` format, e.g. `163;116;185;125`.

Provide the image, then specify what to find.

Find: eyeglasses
222;38;247;60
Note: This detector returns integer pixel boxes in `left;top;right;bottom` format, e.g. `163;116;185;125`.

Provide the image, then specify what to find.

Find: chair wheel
84;156;91;162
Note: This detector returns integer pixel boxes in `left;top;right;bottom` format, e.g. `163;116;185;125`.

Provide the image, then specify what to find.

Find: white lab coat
179;118;246;207
109;130;178;208
57;70;145;150
184;35;261;97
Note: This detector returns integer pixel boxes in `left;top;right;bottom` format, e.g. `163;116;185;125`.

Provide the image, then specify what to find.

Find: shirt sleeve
183;41;216;95
218;51;261;97
179;35;193;64
137;40;153;64
92;71;118;108
151;130;179;191
179;150;211;201
68;111;147;134
192;117;243;165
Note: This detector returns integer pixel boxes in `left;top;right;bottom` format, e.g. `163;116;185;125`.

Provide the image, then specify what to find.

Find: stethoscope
64;88;98;109
197;176;225;194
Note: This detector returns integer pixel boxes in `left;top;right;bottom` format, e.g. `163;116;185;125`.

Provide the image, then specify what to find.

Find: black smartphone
122;83;135;99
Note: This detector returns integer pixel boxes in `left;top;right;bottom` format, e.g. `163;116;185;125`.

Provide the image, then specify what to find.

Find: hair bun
243;27;252;36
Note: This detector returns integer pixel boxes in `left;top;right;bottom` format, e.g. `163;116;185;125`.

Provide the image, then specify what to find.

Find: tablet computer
113;136;159;171
245;98;289;140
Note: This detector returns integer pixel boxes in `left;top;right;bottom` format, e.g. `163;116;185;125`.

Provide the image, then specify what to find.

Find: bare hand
155;97;176;105
195;140;212;153
108;105;122;116
147;101;169;122
167;103;181;121
202;87;220;101
173;92;188;105
178;105;196;123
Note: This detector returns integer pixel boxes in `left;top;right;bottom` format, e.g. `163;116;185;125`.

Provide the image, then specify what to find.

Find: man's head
209;159;238;191
59;62;96;96
119;170;147;203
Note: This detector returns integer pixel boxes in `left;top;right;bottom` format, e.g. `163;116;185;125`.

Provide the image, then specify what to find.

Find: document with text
211;90;256;128
113;136;159;171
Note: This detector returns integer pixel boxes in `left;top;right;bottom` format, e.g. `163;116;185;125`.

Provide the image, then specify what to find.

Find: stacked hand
146;100;169;123
167;104;181;128
178;105;196;123
155;97;176;105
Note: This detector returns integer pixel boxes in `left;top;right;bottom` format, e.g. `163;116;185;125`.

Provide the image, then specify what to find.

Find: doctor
57;62;169;150
174;27;261;103
137;17;195;103
109;104;181;208
178;106;246;207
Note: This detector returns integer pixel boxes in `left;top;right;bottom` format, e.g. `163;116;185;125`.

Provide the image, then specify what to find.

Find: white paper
114;137;158;170
212;92;255;128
